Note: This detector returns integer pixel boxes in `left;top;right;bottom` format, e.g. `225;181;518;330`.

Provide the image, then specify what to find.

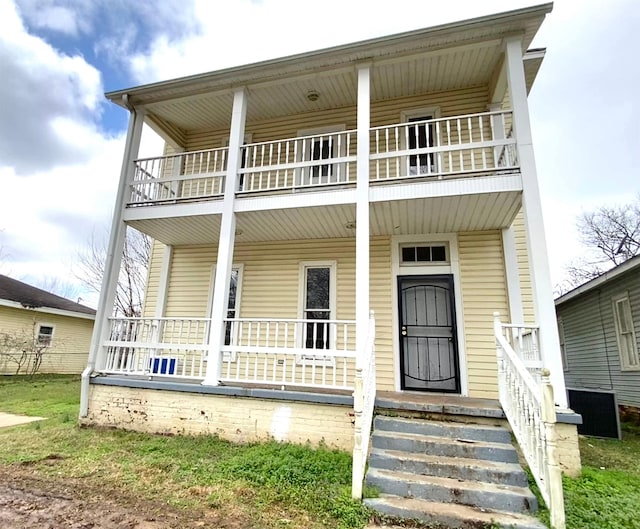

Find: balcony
129;110;517;208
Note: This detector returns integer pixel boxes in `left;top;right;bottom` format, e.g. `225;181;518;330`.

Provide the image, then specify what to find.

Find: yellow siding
512;209;535;324
0;305;94;375
142;240;165;317
150;236;395;391
458;231;510;399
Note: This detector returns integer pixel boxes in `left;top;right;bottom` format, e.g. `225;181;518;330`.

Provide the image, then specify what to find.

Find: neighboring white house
0;274;95;375
79;3;578;527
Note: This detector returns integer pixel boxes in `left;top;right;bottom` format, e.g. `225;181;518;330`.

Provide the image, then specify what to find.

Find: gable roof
555;255;640;307
0;274;96;319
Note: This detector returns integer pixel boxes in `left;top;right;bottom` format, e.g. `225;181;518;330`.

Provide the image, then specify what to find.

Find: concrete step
374;415;512;444
366;468;537;514
372;430;520;464
365;495;547;529
368;447;529;487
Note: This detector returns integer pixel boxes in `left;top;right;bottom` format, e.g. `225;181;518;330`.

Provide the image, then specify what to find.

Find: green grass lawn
0;375;370;529
2;375;640;529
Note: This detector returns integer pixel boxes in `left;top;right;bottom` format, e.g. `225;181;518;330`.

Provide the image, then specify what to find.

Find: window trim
295;125;347;186
297;260;337;364
399;243;449;265
37;324;55;347
612;291;639;371
401;107;442;177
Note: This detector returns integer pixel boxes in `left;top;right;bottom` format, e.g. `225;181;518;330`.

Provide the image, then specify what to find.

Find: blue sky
0;0;638;306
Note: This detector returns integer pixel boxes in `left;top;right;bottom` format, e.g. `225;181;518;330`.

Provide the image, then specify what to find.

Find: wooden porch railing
494;313;565;529
127;110;519;206
352;311;376;499
220;317;357;389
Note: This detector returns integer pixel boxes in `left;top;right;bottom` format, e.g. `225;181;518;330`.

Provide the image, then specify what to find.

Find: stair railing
352;310;376;499
493;313;566;529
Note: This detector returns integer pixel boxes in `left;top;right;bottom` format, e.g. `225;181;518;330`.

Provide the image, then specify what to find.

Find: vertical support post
505;36;567;407
502;226;524;324
541;371;566;529
352;63;371;500
203;88;247;386
355;63;371;365
80;104;145;417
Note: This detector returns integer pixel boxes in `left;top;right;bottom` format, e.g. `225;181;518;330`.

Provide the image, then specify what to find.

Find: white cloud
0;0;104;174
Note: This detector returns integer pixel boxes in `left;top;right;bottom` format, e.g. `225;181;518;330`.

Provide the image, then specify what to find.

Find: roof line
555;254;640;305
105;2;553;105
0;299;96;320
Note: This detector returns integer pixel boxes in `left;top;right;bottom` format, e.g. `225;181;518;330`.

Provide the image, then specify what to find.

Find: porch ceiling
126;191;521;246
118;5;551;140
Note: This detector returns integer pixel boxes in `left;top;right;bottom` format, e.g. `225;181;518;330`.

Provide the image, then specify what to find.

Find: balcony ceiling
127;191;522;246
109;4;551;140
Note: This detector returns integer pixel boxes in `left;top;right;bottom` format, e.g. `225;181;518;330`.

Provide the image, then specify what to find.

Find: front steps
364;415;546;529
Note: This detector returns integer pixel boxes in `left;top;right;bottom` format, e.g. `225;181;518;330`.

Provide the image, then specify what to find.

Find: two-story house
80;4;579;527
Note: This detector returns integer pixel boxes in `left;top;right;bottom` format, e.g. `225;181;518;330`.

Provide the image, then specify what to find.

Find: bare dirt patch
0;465;245;529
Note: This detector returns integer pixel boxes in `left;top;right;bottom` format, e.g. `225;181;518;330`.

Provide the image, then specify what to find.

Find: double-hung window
299;262;336;362
613;292;639;370
402;108;440;177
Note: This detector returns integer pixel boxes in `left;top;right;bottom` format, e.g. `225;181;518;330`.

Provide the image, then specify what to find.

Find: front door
398;275;460;392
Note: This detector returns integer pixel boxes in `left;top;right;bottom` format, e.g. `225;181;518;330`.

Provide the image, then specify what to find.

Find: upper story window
402;108;440;177
37;325;54;347
401;244;448;264
297;125;346;186
612;292;639;371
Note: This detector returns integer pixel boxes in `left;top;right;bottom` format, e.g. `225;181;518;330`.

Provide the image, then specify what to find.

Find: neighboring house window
401;244;448;264
557;317;568;371
299;261;336;362
612;293;639;370
37;325;54;347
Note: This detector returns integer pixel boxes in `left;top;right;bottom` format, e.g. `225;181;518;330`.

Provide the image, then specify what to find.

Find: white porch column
203;87;247;386
505;37;567;407
356;64;371;359
90;105;146;372
502;226;524;325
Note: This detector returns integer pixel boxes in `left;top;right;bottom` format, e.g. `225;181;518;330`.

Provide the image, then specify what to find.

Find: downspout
80;94;139;417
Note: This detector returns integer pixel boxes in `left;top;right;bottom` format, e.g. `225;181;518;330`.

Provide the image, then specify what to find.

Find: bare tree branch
75;227;151;317
558;196;640;294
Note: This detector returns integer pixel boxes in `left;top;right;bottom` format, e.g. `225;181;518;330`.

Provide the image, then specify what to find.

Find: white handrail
352;310;376;499
494;313;565;529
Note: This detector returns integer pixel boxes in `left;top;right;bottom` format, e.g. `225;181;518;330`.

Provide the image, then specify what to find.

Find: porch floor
375;391;505;420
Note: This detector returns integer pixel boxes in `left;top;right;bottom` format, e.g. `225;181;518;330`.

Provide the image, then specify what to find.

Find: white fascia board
234;188;357;212
123;200;224;221
555;255;640;306
0;299;96;320
369;173;522;203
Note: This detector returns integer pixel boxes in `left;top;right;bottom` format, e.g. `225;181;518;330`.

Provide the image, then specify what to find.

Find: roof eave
105;2;553;109
0;299;96;320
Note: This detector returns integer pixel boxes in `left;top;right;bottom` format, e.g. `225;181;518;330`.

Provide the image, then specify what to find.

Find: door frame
391;234;468;395
397;274;460;393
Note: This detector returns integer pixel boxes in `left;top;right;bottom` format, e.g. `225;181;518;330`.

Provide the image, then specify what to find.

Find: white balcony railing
498;321;543;377
238;130;357;193
103;317;209;379
127;110;519;206
494;313;565;529
370;110;517;182
220;317;357;389
102;316;358;390
130;148;227;205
